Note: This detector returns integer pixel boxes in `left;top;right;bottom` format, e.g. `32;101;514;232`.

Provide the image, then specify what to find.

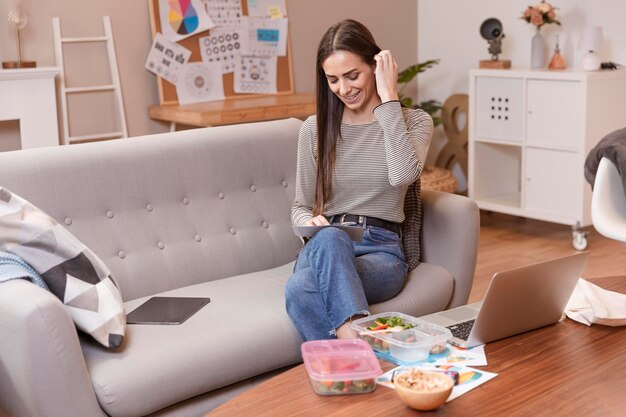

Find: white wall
418;0;626;103
0;0;417;140
290;0;417;100
417;0;626;187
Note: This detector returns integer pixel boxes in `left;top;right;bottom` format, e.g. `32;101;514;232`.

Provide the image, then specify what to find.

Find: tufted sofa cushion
0;118;304;301
82;262;302;417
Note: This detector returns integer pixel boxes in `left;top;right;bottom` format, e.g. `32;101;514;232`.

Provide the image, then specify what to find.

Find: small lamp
478;18;511;69
578;26;603;71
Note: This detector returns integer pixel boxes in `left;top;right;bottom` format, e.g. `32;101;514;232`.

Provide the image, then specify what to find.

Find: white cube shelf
469;68;626;228
475;76;524;143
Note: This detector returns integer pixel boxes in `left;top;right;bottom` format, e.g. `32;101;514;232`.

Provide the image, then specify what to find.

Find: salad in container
351;312;451;363
301;339;382;395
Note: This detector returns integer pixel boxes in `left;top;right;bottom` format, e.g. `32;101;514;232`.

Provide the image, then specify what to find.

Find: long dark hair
313;19;381;216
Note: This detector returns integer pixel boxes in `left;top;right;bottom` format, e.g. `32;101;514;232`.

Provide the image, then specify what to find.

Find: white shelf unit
469;68;626;228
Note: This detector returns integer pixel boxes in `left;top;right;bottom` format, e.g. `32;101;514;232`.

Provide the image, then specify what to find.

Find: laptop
419;252;590;348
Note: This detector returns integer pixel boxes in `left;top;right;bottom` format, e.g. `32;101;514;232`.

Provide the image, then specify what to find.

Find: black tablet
126;296;211;325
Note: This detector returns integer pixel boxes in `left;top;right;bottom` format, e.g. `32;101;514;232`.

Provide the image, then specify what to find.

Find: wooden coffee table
207;276;626;416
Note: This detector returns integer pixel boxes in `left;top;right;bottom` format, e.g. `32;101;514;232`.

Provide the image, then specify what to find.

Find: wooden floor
468;211;626;303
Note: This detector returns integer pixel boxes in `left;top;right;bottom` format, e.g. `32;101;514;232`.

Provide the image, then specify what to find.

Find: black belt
328;214;401;236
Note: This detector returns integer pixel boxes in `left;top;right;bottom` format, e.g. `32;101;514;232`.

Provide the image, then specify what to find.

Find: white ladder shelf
52;16;128;145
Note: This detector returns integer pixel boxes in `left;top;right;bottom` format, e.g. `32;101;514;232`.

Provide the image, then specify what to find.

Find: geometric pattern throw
0;187;126;349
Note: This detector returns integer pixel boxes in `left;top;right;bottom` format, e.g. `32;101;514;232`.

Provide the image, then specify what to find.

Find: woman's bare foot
335;322;358;339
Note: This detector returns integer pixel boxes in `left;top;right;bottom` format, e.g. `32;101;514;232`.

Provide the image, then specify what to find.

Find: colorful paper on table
145;32;192;85
372;343;487;367
158;0;216;42
376;364;498;402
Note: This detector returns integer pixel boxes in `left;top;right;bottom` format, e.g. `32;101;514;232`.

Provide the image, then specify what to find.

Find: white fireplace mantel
0;67;61;149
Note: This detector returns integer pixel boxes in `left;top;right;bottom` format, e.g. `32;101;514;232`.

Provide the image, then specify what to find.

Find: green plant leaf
400;97;413;108
396;59;443;127
415;99;443;127
397;59;440;84
416;99;442;114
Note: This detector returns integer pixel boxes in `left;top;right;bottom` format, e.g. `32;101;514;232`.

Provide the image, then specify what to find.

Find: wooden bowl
393;371;454;411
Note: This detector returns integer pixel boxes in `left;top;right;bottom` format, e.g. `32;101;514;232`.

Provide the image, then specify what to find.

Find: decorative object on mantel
579;26;603;71
521;0;561;69
548;35;567;69
479;18;511;69
2;0;36;69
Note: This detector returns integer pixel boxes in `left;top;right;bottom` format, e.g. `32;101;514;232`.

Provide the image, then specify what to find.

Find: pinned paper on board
268;6;283;19
246;0;287;18
148;0;295;105
176;62;225;104
158;0;216;42
145;32;192;85
234;55;277;94
199;28;246;74
242;17;288;57
202;0;243;28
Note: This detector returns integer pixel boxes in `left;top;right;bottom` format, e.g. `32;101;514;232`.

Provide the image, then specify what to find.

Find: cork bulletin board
148;0;294;105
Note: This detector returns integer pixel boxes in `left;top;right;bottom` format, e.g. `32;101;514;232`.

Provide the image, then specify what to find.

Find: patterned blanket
0;187;126;349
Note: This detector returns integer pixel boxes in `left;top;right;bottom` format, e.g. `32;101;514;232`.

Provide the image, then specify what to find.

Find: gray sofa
0;118;479;417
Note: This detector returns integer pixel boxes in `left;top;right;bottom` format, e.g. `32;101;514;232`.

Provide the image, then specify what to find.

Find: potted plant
397;59;442;126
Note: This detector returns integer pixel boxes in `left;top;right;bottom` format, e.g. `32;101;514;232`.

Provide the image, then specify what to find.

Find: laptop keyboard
447;319;475;341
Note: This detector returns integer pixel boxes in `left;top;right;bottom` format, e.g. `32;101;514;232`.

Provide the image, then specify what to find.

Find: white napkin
565;278;626;326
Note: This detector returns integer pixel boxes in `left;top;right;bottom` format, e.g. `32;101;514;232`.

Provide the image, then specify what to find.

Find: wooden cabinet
469;68;626;235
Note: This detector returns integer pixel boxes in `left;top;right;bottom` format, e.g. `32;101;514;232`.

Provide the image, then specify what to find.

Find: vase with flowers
521;0;561;68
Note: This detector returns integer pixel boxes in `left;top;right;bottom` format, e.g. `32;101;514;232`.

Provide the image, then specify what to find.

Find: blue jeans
285;226;408;341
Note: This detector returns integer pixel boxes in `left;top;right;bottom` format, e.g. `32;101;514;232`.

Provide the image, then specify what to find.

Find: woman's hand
305;215;330;226
374;50;399;103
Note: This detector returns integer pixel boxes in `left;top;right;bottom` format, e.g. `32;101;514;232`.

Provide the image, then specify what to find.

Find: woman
285;19;433;341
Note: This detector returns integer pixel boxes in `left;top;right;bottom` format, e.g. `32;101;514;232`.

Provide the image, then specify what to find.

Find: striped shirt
292;100;433;226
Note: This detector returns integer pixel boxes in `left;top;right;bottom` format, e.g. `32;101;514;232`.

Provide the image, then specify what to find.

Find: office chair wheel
572;222;588;251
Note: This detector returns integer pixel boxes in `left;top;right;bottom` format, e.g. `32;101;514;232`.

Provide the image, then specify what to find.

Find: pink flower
521;1;561;27
538;3;551;13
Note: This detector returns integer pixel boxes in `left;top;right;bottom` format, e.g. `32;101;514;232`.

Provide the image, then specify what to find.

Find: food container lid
301;339;382;381
351;312;452;346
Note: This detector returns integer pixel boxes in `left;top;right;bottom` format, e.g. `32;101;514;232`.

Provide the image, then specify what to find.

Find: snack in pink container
301;339;382;395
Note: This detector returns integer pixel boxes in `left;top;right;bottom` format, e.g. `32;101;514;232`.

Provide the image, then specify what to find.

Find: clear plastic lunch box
301;338;382;395
351;312;452;363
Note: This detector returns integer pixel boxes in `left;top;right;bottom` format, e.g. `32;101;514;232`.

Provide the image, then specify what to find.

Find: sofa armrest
0;279;106;417
420;190;480;309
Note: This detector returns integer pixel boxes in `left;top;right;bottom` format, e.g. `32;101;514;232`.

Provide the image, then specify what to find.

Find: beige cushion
81;262;302;417
371;262;454;316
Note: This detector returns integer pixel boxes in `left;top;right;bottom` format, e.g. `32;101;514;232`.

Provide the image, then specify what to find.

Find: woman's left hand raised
374;50;399;103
